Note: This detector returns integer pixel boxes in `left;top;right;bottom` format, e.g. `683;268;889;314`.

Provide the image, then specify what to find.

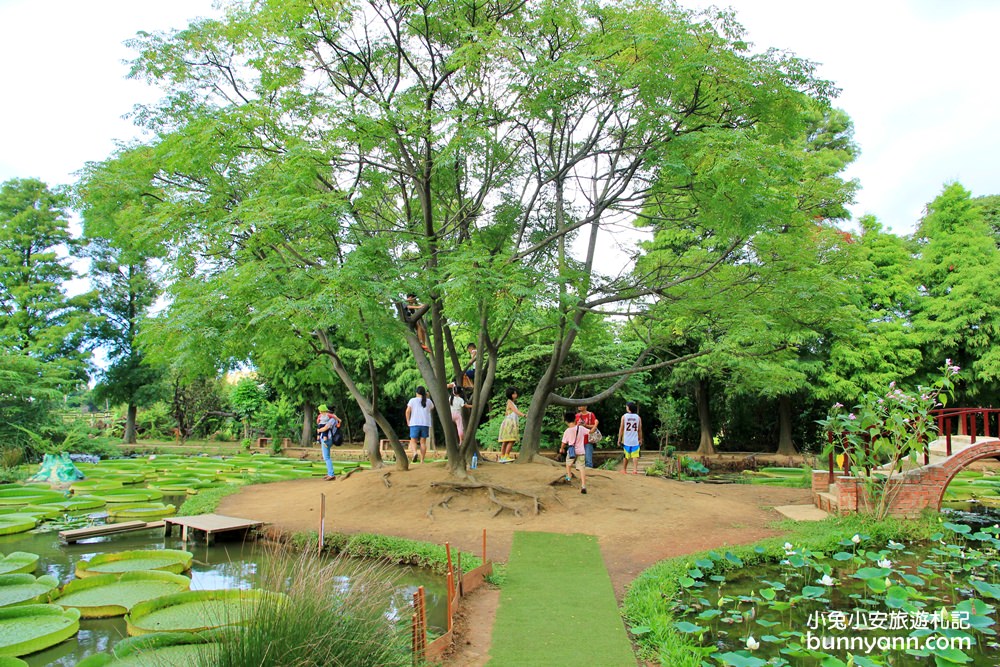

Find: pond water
670;509;1000;667
0;507;447;666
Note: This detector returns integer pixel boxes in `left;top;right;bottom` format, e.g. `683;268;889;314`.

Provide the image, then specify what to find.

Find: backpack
331;428;344;446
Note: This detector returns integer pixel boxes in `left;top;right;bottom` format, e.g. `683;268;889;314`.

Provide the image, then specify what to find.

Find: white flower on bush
746;636;760;650
877;559;892;569
852;534;861;544
819;574;836;587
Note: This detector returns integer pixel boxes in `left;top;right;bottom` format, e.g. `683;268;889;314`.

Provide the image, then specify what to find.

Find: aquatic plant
819;362;958;520
201;545;409;666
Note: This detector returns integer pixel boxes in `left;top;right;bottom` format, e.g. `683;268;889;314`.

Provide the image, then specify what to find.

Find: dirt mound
219;459;812;594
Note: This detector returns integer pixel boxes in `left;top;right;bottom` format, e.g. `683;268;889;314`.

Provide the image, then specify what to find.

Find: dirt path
219;460;812;664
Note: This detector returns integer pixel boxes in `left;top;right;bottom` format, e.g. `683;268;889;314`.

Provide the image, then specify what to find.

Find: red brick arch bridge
813;408;1000;517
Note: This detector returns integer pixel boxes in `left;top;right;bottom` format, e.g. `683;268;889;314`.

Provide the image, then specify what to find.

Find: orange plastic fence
412;529;494;664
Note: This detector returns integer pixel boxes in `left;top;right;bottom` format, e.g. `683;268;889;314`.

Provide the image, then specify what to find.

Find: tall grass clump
200;544;409;667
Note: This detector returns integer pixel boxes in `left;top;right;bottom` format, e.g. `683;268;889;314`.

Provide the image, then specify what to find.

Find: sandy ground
219;459;813;664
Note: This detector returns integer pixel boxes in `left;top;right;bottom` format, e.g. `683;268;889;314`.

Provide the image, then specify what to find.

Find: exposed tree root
427;494;454;520
382;472;392;489
488;488;524;517
430;480;542;517
341;467;361;481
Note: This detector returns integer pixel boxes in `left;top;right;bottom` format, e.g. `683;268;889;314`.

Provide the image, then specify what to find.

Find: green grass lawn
489;531;635;666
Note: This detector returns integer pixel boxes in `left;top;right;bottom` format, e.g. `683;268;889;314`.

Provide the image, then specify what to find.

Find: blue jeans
321;441;335;477
585;442;594;468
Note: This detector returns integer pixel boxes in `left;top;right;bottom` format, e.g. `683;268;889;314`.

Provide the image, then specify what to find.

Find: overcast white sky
1;0;997;236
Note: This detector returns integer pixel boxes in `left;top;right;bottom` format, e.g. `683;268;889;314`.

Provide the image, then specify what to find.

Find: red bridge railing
930;407;1000;457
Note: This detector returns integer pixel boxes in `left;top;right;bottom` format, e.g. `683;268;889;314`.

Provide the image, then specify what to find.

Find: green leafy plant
645;459;668;478
680;457;709;476
819;361;957;519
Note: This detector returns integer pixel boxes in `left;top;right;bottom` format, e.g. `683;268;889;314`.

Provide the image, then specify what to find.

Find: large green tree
78;167;167;444
0;178;92;369
108;0;843;476
0;178;92;449
912;183;1000;401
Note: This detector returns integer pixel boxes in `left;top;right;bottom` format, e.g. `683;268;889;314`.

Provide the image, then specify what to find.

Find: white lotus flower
877;559;892;569
819;574;836;587
784;542;793;550
851;534;861;544
888;540;900;548
148;455;157;461
746;636;760;650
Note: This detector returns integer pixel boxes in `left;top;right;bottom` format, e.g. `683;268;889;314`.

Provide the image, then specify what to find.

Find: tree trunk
363;413;384;469
519;363;560;462
123;404;137;445
315;330;407;469
695;378;715;455
776;395;798;456
300;402;314;448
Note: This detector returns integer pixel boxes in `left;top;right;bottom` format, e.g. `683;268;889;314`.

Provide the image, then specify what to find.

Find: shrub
200;546;409;667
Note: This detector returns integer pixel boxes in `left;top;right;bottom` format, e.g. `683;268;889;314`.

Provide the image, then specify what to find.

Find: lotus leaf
0;604;80;656
0;657;26;666
125;589;287;636
54;571;191;617
0;518;36;537
0;575;59;608
76;550;193;578
107;504;176;520
0;555;36;577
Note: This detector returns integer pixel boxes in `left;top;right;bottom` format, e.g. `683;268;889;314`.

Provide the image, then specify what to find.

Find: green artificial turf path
488;531;635;666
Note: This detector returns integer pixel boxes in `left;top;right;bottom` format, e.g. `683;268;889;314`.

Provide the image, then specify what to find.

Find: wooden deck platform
60;520;166;544
163;514;265;545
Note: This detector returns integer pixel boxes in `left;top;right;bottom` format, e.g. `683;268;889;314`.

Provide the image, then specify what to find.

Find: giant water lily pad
76;630;226;666
0;604;80;656
107;504;176;520
7;506;61;521
0;555;37;577
125;589;286;636
0;518;36;537
0;489;66;507
0;575;59;608
76;550;193;579
54;571;191;618
93;489;163;504
70;480;123;493
29;497;107;513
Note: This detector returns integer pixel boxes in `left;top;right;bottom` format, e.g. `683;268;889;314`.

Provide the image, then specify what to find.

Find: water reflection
0;520;445;666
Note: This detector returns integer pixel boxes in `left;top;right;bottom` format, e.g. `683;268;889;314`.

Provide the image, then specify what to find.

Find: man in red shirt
575;405;599;468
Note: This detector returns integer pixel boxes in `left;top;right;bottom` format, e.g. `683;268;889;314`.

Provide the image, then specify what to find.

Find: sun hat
318;404;329;412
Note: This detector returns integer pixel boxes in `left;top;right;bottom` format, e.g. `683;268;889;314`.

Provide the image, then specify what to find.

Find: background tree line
3;0;999;475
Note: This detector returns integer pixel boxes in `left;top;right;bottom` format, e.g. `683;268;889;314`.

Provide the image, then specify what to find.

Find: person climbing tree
405;294;430;352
